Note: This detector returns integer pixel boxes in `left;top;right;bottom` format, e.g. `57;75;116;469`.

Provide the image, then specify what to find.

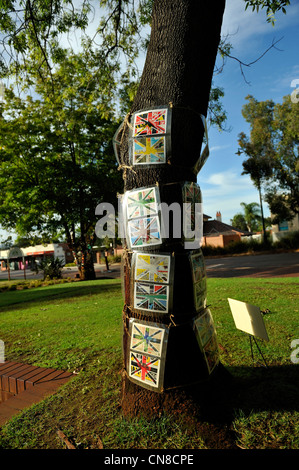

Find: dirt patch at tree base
120;363;238;449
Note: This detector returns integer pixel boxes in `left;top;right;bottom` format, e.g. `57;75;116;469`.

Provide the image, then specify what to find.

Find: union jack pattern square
129;352;160;388
127;216;161;248
126;187;159;220
183;182;202;205
194;309;216;349
130;322;165;356
134;282;169;313
203;334;219;375
194;278;207;311
190;251;206;283
132;136;166;165
133;109;168;136
182;182;202;234
134;253;171;284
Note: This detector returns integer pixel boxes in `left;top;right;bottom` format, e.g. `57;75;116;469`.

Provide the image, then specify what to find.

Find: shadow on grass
188;363;299;424
168;363;298;449
0;279;121;311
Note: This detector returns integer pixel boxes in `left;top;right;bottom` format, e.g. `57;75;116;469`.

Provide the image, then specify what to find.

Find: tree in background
230;213;248;233
0;48;123;280
232;202;261;233
238;94;299;226
240;201;262;233
231;202;271;233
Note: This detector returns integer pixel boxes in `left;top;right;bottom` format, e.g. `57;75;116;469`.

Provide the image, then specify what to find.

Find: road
205;251;299;278
1;252;299;281
0;263;121;281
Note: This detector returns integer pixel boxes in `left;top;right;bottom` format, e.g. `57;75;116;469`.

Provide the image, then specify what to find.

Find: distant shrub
0;277;75;294
32;256;64;280
108;254;122;263
273;231;299;250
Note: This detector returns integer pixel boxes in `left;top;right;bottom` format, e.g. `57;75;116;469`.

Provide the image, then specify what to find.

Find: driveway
205;251;299;278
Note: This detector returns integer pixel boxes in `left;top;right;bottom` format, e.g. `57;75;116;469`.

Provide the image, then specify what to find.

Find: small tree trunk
79;249;96;280
119;0;226;418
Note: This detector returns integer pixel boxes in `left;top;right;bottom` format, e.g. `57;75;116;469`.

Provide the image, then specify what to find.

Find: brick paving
0;361;73;426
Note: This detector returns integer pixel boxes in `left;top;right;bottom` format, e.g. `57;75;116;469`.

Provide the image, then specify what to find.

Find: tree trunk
118;0;227;419
79;249;96;280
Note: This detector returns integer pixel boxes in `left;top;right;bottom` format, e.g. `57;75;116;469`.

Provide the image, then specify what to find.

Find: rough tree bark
118;0;227;418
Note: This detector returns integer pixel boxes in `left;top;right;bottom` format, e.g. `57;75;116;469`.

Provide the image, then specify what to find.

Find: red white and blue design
128;319;169;391
129;352;160;388
133;109;167;137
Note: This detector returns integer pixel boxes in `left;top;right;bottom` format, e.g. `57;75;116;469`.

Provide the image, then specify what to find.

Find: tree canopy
231;201;262;232
0;45;123;278
238;94;299;223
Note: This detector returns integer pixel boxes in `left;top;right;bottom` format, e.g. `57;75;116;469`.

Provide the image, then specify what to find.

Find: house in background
202;211;247;248
271;213;299;242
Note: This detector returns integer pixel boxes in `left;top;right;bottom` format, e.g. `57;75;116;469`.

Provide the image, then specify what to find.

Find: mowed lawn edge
0;277;298;450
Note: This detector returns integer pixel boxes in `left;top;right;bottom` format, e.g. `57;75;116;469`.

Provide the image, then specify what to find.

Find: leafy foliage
238;94;299;223
0;46;123;279
244;0;290;24
32;256;64;280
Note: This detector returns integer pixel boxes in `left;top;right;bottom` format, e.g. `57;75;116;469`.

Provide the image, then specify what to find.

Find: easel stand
248;334;268;368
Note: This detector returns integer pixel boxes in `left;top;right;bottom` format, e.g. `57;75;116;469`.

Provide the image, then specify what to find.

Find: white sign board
228;298;269;342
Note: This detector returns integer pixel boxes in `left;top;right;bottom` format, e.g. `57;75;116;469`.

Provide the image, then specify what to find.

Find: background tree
238;94;299;226
231;204;271;233
0;47;122;279
240;202;262;232
230;213;248;232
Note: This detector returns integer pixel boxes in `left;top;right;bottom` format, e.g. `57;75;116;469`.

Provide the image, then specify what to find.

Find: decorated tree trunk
115;0;227;418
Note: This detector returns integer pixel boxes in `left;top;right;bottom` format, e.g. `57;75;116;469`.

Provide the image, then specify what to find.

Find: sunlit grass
0;277;298;449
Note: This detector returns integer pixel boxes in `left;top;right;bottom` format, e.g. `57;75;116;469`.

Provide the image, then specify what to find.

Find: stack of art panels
128;318;169;392
123;186;163;249
193;309;219;375
182;182;203;246
189;250;207;311
132;252;173;315
129;107;171;166
202;334;219;375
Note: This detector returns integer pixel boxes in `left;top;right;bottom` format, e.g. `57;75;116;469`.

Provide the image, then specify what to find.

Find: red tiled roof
203;219;246;235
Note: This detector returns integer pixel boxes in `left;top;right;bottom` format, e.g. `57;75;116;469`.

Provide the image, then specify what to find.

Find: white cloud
198;169;269;223
204;169;252;191
269;64;299;95
209;144;231;153
221;0;299;53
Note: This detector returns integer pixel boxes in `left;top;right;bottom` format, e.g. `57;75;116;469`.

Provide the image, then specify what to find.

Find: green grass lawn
0;277;298;449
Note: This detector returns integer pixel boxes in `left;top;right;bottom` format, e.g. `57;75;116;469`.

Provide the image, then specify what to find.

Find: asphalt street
0;263;121;281
205;251;299;278
1;252;299;280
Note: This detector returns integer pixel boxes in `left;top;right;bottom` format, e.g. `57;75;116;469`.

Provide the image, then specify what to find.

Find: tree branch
226;37;284;85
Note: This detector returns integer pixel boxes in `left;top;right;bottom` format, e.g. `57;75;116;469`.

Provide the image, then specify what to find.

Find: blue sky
1;0;298;243
197;0;299;224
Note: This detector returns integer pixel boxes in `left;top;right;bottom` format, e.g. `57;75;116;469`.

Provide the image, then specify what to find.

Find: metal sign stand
248;334;268;368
